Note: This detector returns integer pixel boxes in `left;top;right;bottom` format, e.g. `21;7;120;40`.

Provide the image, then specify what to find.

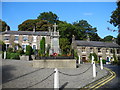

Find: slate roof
1;31;50;36
76;40;120;48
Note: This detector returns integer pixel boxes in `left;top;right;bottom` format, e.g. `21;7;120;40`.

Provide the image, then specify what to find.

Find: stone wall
20;55;29;61
33;59;76;68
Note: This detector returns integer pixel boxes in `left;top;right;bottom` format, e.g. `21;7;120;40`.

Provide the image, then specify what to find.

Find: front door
82;57;86;62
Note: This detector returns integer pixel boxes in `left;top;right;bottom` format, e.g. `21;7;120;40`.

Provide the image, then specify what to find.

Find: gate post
100;58;103;70
54;68;59;90
93;61;96;78
91;56;94;64
78;55;81;64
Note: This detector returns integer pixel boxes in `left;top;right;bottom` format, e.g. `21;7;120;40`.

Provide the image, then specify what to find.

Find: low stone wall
20;55;29;61
0;54;2;60
33;59;76;68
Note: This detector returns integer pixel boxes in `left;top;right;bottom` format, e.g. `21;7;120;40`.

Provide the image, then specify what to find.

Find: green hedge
6;52;20;60
98;59;106;64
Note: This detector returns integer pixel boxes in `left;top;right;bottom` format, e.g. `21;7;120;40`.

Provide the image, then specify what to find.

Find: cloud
83;13;93;16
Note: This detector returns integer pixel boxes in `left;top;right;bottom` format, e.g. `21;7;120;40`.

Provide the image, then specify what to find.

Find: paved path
2;60;108;89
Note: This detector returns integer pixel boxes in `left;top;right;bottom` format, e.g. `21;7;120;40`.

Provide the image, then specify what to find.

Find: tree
110;1;120;28
0;19;10;32
25;45;33;56
18;19;52;31
116;33;120;45
37;11;59;24
59;38;71;54
73;20;100;41
103;35;114;42
58;21;77;43
0;40;6;51
40;37;45;56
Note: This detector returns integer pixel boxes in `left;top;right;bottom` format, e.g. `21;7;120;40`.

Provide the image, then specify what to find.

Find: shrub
74;50;79;60
98;59;106;64
6;52;11;59
10;53;20;60
7;48;13;53
88;52;98;61
16;49;24;55
25;45;33;56
6;52;20;60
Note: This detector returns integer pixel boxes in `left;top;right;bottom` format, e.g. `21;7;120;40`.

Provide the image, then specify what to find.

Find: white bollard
100;58;103;70
93;61;96;78
91;56;94;64
54;68;59;90
4;51;6;59
78;55;81;64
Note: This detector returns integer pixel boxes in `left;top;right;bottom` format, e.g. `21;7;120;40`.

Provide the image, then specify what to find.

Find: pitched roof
76;40;120;48
1;31;50;36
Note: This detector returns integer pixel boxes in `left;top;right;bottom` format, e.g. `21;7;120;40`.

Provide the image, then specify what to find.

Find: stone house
0;23;60;54
72;36;120;62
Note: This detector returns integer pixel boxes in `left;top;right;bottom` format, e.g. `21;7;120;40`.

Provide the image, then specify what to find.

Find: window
110;49;113;53
106;49;109;53
15;45;18;50
14;36;19;41
33;45;36;50
5;44;9;50
90;48;93;52
82;47;86;52
116;49;119;54
98;48;101;53
23;36;28;41
22;45;26;50
4;36;9;40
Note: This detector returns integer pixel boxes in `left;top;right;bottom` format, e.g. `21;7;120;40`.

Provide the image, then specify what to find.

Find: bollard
93;61;96;78
78;55;81;64
91;56;94;64
54;68;59;90
100;58;103;70
4;51;6;59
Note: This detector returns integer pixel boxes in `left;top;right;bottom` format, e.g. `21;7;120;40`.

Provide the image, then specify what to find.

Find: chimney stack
112;38;116;43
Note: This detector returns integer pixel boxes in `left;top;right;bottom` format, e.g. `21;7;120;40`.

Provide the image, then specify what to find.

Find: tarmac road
100;64;120;89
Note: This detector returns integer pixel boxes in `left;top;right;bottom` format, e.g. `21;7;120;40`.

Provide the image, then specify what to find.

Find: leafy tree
110;1;120;28
116;33;120;45
0;40;6;51
58;21;77;43
37;11;59;24
73;20;100;41
89;53;98;61
0;19;10;32
59;38;70;54
18;19;52;31
103;35;114;42
25;45;33;56
40;37;45;56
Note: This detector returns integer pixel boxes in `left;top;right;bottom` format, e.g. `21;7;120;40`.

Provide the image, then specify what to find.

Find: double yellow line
90;67;116;89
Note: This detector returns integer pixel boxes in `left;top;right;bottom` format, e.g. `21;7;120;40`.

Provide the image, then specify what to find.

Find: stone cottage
72;35;120;62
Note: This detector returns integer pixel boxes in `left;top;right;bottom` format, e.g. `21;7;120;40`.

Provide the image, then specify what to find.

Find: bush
89;53;98;61
6;52;11;59
7;48;13;53
10;53;20;60
6;52;20;60
98;59;106;64
16;49;24;55
25;45;33;56
117;61;120;65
